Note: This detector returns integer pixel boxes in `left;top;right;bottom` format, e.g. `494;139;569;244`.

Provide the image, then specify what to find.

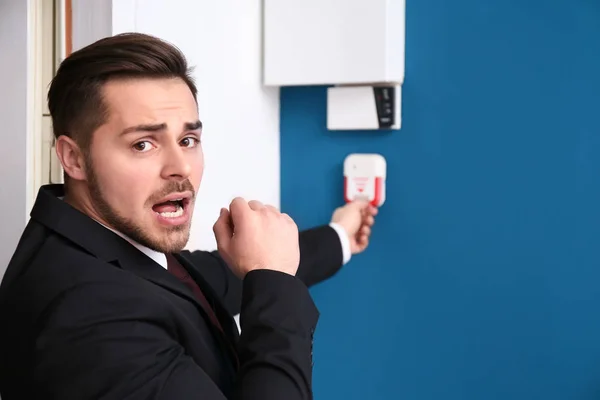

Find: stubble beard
86;162;194;254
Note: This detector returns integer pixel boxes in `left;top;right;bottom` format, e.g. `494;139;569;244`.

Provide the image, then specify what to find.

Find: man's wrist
328;222;352;265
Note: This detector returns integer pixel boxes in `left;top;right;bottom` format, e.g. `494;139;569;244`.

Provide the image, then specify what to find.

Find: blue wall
280;0;600;398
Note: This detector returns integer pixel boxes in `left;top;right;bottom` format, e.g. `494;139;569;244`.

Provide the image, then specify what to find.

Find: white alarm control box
343;153;387;207
327;85;401;131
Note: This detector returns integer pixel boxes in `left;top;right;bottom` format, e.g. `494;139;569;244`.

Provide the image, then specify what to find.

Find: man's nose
161;143;192;180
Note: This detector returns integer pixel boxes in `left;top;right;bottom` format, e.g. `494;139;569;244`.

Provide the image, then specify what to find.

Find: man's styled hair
47;32;197;152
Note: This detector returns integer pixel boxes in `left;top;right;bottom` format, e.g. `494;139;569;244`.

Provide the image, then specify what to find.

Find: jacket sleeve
182;225;344;316
33;270;319;400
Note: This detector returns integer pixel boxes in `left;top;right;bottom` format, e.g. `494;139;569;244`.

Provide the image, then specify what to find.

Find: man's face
85;77;203;253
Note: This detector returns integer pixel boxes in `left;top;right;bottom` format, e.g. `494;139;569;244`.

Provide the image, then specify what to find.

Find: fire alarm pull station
343;153;386;207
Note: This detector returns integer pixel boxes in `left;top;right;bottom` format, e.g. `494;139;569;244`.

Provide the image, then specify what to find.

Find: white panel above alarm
263;0;405;86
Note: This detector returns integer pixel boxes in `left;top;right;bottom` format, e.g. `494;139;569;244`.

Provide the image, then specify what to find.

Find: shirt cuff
328;222;352;265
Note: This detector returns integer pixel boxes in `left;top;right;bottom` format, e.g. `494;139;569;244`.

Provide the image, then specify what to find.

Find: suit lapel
112;246;205;313
113;247;233;343
175;253;240;370
175;253;240;342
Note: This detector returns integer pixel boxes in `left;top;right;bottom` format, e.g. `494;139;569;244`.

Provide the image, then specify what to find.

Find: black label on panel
373;86;395;128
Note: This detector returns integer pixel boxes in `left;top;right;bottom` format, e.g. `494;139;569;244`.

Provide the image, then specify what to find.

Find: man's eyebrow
185;120;203;131
120;123;166;136
120;120;202;136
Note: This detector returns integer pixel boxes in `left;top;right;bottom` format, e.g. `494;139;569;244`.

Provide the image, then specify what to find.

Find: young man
0;33;377;399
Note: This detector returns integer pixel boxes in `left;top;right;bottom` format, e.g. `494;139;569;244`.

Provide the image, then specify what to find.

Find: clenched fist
212;198;300;279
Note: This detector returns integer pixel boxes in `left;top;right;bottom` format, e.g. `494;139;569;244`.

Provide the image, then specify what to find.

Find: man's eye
133;141;153;152
181;137;199;148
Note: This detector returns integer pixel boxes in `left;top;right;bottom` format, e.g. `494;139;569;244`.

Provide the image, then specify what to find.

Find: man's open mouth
152;194;192;219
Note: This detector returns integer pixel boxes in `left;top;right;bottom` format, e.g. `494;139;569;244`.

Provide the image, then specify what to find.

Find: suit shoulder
23;234;119;283
0;224;130;316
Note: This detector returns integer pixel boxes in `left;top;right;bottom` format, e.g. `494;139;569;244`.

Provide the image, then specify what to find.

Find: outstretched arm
182;201;378;316
181;225;346;316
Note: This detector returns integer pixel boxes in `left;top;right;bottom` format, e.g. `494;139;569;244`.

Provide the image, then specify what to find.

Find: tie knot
166;254;187;279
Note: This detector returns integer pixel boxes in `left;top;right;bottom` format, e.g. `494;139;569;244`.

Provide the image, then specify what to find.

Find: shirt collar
99;223;168;269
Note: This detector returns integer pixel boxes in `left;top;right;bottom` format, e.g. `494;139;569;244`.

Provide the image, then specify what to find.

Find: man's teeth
159;204;184;218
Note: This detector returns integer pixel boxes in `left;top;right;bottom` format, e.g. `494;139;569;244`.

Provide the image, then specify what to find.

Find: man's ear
55;135;87;181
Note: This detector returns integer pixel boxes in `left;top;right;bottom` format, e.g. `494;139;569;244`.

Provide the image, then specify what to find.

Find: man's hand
213;197;300;279
331;200;378;254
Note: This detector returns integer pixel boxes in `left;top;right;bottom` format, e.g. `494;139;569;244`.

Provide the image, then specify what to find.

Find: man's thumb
213;208;233;249
350;198;370;210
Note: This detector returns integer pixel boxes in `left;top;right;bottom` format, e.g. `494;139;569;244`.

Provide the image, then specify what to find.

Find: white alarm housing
343;153;387;207
328;85;401;131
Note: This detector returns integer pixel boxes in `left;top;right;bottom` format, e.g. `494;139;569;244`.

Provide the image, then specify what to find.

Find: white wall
0;0;279;280
0;0;32;275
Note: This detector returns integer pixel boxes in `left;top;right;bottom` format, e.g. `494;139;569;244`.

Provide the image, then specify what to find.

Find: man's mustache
147;180;195;204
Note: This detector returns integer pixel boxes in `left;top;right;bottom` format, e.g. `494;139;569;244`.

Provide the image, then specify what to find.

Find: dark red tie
166;254;240;371
165;254;224;333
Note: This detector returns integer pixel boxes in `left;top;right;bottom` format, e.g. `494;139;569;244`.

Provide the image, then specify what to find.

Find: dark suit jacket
0;184;344;399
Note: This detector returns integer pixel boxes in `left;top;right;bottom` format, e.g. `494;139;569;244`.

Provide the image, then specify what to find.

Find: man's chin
149;230;191;253
127;219;190;254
